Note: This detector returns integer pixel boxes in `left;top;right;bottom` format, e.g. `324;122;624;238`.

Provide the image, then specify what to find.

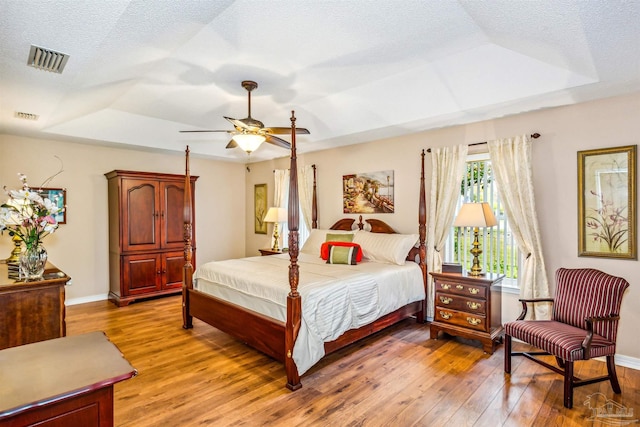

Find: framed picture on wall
578;145;636;259
36;187;66;224
254;183;267;234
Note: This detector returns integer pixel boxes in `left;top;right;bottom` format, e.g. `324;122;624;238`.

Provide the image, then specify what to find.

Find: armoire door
122;179;160;252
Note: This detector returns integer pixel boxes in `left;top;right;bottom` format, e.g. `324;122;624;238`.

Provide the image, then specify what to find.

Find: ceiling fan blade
265;134;291;149
224;116;252;131
179;129;230;133
226;139;238;149
264;127;310;135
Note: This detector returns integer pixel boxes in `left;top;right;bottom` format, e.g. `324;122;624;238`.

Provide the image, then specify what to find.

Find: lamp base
6;234;22;264
468;227;484;276
271;223;280;251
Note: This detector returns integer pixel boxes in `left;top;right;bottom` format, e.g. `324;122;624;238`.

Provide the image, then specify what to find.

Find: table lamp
453;202;497;276
264;207;287;251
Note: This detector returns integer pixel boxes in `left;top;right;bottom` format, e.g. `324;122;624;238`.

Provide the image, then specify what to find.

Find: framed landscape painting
578;145;636;259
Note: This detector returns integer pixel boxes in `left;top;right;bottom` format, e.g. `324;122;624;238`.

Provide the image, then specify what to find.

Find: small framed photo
578;145;636;259
37;187;66;224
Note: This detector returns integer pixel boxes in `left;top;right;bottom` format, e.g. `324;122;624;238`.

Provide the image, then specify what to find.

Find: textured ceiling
1;0;639;162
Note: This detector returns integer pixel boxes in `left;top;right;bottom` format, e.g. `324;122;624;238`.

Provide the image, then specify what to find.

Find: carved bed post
183;146;194;329
418;149;427;322
311;164;317;229
285;111;302;390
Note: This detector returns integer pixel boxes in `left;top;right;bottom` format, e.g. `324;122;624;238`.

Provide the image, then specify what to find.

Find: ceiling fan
180;80;310;154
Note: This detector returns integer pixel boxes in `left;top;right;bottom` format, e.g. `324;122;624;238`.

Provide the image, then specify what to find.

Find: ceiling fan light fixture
233;133;265;153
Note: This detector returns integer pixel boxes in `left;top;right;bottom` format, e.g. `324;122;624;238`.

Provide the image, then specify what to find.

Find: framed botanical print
578;145;636;259
254;183;267;234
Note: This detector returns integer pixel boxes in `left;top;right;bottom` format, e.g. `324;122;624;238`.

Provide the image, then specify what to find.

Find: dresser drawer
435;307;487;332
435;279;487;299
435;291;486;315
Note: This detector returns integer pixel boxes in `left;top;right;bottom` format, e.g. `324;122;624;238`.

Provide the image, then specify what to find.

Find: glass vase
19;243;48;280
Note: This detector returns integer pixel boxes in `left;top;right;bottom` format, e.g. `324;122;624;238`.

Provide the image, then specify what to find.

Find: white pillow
353;231;419;265
300;228;358;255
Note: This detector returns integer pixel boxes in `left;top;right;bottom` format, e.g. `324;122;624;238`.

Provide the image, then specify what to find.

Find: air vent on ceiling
27;45;69;73
15;111;39;121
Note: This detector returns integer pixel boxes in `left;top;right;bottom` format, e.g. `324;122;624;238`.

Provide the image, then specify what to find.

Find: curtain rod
273;164;315;173
426;133;540;153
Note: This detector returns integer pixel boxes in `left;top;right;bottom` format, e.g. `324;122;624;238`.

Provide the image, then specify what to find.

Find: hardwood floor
66;296;639;426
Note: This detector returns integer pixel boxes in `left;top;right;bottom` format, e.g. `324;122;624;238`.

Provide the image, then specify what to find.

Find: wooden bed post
311;164;317;229
417;149;427;323
183;146;194;329
285;111;302;390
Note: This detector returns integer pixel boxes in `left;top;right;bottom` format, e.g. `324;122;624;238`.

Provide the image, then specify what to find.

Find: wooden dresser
0;332;136;427
0;262;69;350
105;170;197;306
429;271;504;354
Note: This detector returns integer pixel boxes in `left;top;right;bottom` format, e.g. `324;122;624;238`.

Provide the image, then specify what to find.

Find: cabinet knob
469;287;480;294
439;296;453;304
440;283;451;290
456;284;464;290
439;311;452;320
157;270;161;275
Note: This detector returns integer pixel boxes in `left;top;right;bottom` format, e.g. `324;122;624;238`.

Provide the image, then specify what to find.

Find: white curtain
426;144;468;319
298;165;314;244
273;169;289;249
488;135;550;319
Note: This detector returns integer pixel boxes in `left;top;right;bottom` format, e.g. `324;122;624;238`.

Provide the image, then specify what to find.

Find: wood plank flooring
66;296;640;426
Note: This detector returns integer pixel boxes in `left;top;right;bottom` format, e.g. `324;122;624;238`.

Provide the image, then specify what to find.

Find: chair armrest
516;298;555;320
582;314;621;360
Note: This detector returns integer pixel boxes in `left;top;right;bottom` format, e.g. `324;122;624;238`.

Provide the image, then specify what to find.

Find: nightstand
429;271;504;354
259;248;283;256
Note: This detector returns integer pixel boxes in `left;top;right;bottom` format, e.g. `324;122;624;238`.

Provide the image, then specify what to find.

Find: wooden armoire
105;170;197;307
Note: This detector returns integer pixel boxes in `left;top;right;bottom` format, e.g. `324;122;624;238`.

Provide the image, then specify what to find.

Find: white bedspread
193;252;425;375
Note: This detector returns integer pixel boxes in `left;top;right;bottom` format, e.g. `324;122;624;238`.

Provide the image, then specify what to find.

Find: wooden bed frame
181;111;428;390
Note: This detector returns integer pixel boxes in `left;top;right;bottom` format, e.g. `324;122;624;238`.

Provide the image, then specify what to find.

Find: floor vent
27;45;69;73
15;111;40;121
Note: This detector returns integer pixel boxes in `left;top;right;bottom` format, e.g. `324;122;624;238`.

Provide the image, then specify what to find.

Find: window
444;154;520;288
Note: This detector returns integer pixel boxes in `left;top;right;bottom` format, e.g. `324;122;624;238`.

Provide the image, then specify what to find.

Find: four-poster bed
181;111;428;390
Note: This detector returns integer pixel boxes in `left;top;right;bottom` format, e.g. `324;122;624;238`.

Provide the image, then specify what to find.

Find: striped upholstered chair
504;268;629;408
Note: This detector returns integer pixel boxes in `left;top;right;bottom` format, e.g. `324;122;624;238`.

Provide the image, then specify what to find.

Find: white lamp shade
232;133;265;153
264;207;287;223
453;202;497;227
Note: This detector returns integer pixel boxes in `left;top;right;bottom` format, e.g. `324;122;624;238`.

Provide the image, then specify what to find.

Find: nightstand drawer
435;308;487;332
435;292;486;315
436;280;487;299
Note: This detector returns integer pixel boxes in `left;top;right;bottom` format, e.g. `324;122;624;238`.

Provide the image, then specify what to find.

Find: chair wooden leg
606;355;622;393
504;334;512;373
564;361;574;409
555;356;565;369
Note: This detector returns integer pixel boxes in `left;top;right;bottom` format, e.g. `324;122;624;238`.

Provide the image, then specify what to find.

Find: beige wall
246;92;640;363
0;136;246;303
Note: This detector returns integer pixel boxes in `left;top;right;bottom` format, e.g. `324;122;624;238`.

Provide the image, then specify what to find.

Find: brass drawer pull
456;284;464;290
439;296;453;304
440;283;451;290
467;301;482;310
467;317;482;326
468;287;480;295
440;311;453;320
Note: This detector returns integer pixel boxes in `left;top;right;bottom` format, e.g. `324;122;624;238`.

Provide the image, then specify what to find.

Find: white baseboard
610;354;640;371
65;294;108;306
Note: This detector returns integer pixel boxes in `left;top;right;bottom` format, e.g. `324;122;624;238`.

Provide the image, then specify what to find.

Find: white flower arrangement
0;173;64;249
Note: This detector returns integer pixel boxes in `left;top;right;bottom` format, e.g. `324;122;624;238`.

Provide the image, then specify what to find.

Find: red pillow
321;241;363;262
